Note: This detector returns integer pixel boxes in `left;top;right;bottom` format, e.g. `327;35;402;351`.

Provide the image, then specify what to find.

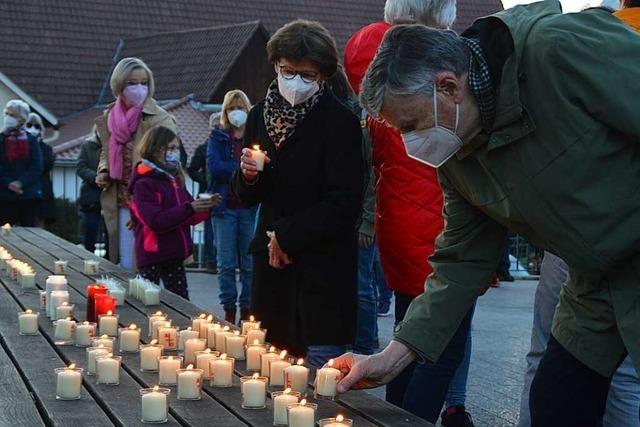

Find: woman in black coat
232;19;364;367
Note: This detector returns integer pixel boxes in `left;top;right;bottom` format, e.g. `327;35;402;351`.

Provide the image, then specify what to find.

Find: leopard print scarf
263;78;325;148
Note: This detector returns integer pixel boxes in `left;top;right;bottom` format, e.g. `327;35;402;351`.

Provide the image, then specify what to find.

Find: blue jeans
204;215;216;265
373;248;393;306
213;208;255;311
354;243;377;355
306;345;347;369
445;305;474;407
518;252;640;427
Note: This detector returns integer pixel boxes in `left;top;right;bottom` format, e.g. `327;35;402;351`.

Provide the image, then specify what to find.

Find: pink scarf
107;97;142;180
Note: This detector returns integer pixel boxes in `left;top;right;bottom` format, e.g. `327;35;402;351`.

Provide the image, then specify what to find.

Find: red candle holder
94;294;116;321
86;285;108;323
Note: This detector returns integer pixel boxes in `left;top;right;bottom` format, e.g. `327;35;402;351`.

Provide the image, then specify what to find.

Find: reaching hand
240;148;271;182
191;198;217;212
8;181;23;195
96;172;110;189
266;231;293;269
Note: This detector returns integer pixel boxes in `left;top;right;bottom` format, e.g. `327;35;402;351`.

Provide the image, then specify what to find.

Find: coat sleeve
359;118;375;237
41;143;54;174
393;170;507;363
17;136;43;187
187;144;207;187
231;106;267;206
76;143;97;184
206;131;238;184
131;179;195;233
273;113;364;254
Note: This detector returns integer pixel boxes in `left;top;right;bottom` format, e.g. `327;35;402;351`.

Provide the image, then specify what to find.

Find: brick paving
186;271;538;427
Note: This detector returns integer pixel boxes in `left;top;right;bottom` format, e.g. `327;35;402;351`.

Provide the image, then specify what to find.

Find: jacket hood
130;161;175;190
344;22;392;95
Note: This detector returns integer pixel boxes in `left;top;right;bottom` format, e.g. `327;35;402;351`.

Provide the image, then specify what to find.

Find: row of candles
129;275;161;306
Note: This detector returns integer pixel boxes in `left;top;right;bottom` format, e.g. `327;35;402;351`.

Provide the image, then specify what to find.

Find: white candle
177;365;203;400
159;356;182;385
179;327;200;351
55;303;74;321
109;288;126;306
225;332;246;360
18;310;38;335
91;334;114;351
251;145;266;171
184;338;206;366
54;318;76;343
140;340;162;371
273;389;300;426
214;326;233;353
1;223;11;236
98;311;118;337
20;272;36;289
39;291;47;310
147;312;165;335
269;351;291;387
75;321;96;347
45;276;67;319
287;400;317;427
246;341;267;371
158;326;178;351
54;260;68;275
55;364;82;400
144;288;160;306
196;349;218;379
246;327;267;345
261;347;279;377
119;325;141;353
209;354;234;387
49;290;69;320
191;314;207;334
152;319;171;341
315;359;340;398
86;345;109;375
199;314;214;339
241;373;267;409
83;260;100;275
141;386;169;423
205;323;221;348
96;354;121;385
241;315;260;335
285;359;310;395
320;415;353;427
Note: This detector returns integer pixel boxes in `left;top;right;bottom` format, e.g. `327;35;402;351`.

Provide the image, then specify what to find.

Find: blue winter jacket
206;127;239;216
0;129;43;201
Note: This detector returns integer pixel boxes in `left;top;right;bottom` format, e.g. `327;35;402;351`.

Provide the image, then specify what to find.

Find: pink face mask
122;84;149;107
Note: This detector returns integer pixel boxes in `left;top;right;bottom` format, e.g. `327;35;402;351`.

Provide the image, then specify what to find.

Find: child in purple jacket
130;127;220;299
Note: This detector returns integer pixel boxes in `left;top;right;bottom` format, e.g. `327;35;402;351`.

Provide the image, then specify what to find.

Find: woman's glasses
278;64;319;84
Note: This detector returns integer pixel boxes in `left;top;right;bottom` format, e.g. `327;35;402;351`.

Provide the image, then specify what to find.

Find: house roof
0;0;502;118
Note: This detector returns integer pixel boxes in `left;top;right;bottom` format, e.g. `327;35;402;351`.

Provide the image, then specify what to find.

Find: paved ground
186;271;537;427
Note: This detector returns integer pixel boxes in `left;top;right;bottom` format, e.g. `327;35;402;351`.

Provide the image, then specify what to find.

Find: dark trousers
386;292;473;423
498;236;512;276
83;210;108;256
0;199;38;226
139;260;189;300
530;334;613;427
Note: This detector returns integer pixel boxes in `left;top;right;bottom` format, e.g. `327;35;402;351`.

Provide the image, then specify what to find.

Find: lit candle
45;275;67;319
261;346;279;377
318;414;354;427
246;340;267;371
315;359;340;399
54;317;76;344
158;325;179;351
177;364;203;400
18;309;38;335
209;353;234;388
184;338;206;366
152;319;172;341
287;399;317;427
241;373;267;409
119;324;141;353
191;314;207;334
214;326;233;353
199;314;214;339
20;272;36;289
91;334;114;351
246;326;267;345
1;223;11;236
179;327;200;351
241;315;260;335
225;331;246;360
98;311;118;337
269;351;291;387
96;354;121;385
86;345;109;375
158;356;182;385
140;386;170;423
140;340;163;372
272;389;300;426
251;145;266;171
83;259;100;275
285;358;310;395
49;290;69;321
55;302;74;321
55;364;83;400
195;349;219;379
54;260;67;275
205;323;221;348
147;311;165;335
75;321;96;347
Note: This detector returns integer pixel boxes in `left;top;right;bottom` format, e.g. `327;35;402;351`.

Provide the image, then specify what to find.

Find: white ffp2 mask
277;74;319;106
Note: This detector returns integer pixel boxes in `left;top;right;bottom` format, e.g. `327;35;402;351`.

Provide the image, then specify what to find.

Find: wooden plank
0;279;114;426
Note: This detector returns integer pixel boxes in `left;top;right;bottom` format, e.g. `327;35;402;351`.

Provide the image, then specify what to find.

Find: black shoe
377;302;391;317
224;309;236;325
498;272;515;282
441;405;475;427
206;262;218;274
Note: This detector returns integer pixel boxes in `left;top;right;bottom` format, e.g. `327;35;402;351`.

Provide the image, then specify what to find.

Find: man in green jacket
332;1;640;425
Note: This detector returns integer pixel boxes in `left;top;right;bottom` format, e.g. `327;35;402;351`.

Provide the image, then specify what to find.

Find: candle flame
83;321;89;325
129;324;137;330
233;330;240;336
249;315;255;322
253;339;260;345
328;358;335;367
284;388;291;394
153;385;160;392
101;334;108;339
206;315;213;322
297;358;304;366
252;372;259;379
269;346;276;352
252;145;260;150
68;363;76;369
223;326;230;331
300;399;307;406
150;339;158;345
205;349;211;354
25;309;32;314
98;344;105;348
199;314;206;319
106;310;113;316
66;316;72;321
187;327;192;331
154;311;163;316
279;350;287;359
187;364;194;370
61;302;68;306
337;415;344;422
220;353;227;360
168;356;173;361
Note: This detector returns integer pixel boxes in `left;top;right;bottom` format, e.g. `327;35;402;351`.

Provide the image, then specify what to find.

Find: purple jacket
129;162;208;268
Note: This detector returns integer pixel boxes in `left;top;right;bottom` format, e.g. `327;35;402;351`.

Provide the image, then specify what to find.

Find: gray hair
26;112;43;127
4;99;30;123
110;57;155;98
360;25;469;116
384;0;456;28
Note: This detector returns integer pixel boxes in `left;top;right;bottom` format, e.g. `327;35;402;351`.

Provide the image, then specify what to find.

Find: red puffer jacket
345;22;444;297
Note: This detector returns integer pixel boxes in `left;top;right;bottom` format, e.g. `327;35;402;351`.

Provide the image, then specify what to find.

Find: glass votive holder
318;415;354;427
195;349;219;379
209;354;235;388
140;341;163;372
241;317;261;335
75;321;97;347
158;355;183;385
245;327;267;345
314;360;341;401
140;386;170;424
91;335;115;351
96;354;122;385
287;400;317;427
246;342;267;371
119;325;142;353
18;310;39;335
241;374;267;409
55;303;74;321
86;345;110;375
158;325;179;352
54;260;68;275
98;312;119;337
55;365;83;400
272;389;301;426
53;318;76;345
177;366;204;400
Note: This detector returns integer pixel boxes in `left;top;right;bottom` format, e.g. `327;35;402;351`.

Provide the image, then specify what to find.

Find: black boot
224;308;236;325
441;405;475;427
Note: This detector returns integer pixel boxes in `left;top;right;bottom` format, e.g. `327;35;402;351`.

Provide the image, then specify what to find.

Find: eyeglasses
278;64;319;84
26;123;42;130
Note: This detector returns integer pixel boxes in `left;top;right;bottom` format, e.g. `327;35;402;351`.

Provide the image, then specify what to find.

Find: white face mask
278;73;319;106
401;90;463;168
228;110;248;128
26;127;40;137
3;115;19;131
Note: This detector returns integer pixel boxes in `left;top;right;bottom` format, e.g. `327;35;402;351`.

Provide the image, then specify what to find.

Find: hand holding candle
240;147;271;181
315;358;340;400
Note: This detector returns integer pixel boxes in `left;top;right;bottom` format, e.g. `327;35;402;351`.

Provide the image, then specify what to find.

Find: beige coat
96;98;177;264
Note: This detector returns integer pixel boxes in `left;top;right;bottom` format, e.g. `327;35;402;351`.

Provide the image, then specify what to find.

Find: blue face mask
165;150;180;168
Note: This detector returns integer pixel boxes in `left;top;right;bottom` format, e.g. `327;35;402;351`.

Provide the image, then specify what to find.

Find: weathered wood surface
0;227;432;427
